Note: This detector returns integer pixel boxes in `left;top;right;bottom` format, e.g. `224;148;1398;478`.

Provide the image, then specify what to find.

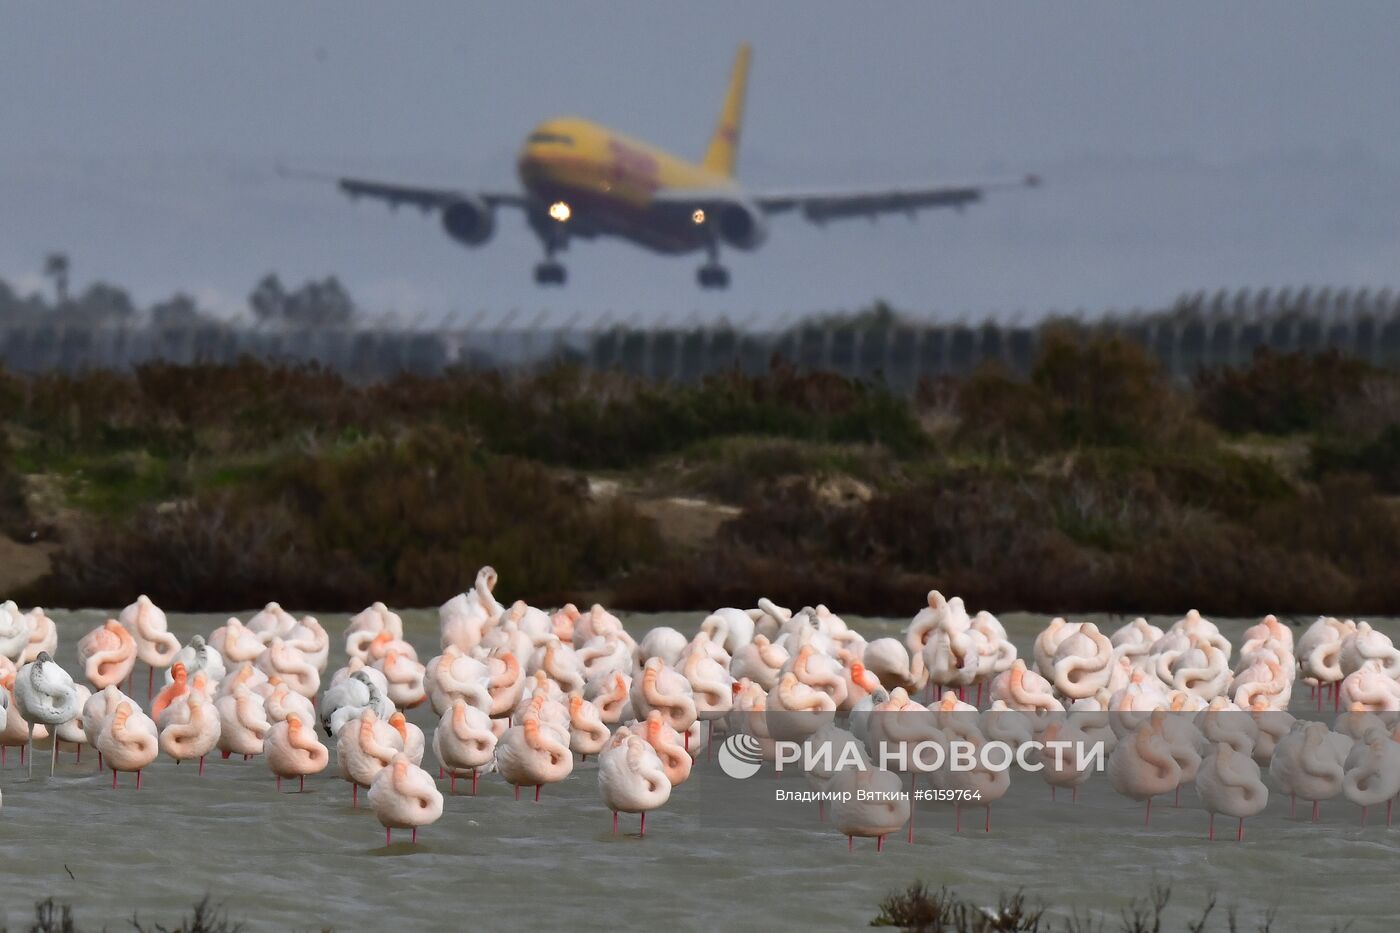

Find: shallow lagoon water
1;610;1396;931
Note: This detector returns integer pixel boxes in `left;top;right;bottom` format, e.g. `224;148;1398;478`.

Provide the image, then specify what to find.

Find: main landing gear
533;261;567;285
696;263;730;289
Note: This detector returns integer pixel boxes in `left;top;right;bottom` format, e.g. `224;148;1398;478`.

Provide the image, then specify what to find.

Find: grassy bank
2;326;1399;614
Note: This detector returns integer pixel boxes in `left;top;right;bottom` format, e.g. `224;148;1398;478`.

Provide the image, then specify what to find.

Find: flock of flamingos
2;566;1399;849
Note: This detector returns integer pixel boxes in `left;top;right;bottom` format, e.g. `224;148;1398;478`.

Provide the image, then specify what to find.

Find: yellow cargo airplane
303;44;1038;288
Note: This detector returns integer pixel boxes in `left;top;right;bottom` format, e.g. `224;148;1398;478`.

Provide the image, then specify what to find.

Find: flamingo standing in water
118;595;180;701
337;709;402;807
76;620;138;691
1342;736;1400;826
215;685;271;760
159;691;220;775
95;701;158;788
265;714;329;792
495;710;573;801
597;729;670;836
53;684;93;765
1108;719;1182;826
1196;742;1269;840
830;765;911;852
567;694;610;760
15;652;81;778
1270;720;1348;821
433;697;497;795
368;753;443;845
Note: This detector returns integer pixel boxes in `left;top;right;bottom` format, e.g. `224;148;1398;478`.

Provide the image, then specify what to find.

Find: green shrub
1311;424;1400;493
1195;348;1380;435
30;428;662;610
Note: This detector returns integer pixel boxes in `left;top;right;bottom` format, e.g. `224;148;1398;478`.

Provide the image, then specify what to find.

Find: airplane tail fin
702;43;751;178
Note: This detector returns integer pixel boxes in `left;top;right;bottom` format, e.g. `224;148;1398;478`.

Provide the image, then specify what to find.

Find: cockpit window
528;132;574;146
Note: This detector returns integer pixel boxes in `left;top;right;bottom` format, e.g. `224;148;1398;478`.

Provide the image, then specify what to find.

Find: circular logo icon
717;733;765;780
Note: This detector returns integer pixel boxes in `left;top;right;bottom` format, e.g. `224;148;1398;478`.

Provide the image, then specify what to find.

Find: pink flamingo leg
1174;786;1180;808
277;776;282;793
514;784;520;801
1145;797;1152;826
300;775;305;793
136;770;142;791
1051;786;1056;802
353;784;358;808
535;784;541;802
955;804;961;834
112;768;118;789
1208;813;1214;840
640;811;647;837
1072;786;1078;804
472;772;478;796
906;775;916;843
847;835;853;852
985;806;991;833
1388;799;1394;827
612;811;618;834
876;834;885;852
708;720;714;760
199;756;205;776
450;775;456;794
1237;817;1244;842
386;828;392;846
1312;800;1319;823
412;828;417;844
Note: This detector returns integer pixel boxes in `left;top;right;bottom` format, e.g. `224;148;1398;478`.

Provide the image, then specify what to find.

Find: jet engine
441;197;495;246
714;201;767;251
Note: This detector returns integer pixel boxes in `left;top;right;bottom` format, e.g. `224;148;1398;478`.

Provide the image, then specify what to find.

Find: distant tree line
0;266;356;327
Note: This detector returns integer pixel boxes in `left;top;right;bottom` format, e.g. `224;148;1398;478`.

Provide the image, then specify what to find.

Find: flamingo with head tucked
16;652;80;778
96;700;158;789
598;730;670;836
77;620;138;691
495;710;573;800
265;714;329;792
567;694;610;759
369;753;443;845
337;709;403;806
118;595;180;700
159;690;220;774
434;698;497;795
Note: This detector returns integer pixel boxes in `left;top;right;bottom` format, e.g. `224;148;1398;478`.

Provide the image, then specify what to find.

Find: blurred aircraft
290;44;1039;288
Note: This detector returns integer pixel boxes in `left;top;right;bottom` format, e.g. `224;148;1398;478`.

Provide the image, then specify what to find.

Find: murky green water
1;610;1394;931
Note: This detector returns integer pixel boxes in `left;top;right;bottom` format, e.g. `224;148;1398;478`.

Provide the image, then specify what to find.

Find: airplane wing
752;174;1041;222
277;165;530;211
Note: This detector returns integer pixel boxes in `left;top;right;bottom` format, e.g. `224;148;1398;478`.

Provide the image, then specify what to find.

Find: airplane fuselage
517;117;735;255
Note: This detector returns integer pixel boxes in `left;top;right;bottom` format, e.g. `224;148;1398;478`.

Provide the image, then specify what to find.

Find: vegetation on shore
868;882;1343;932
2;326;1399;614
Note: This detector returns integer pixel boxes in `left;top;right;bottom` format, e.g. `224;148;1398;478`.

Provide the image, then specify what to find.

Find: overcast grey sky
4;2;1399;323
